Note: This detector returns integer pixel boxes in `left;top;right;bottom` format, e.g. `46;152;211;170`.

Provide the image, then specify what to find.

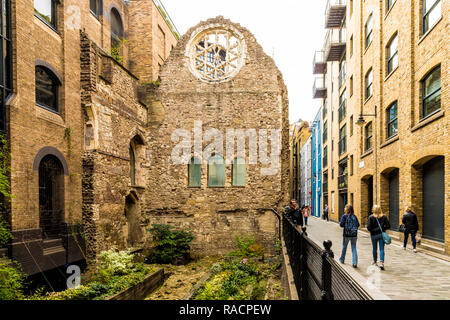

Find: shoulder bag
376;217;391;245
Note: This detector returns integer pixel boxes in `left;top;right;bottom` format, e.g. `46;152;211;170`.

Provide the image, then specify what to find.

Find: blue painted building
311;108;322;218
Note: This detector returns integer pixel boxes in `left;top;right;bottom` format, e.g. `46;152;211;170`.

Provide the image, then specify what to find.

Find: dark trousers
323;212;329;221
304;217;308;225
404;231;417;249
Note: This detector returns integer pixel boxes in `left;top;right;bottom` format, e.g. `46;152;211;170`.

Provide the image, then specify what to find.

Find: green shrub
95;248;134;282
229;236;265;258
147;224;195;264
0;219;12;248
0;259;25;300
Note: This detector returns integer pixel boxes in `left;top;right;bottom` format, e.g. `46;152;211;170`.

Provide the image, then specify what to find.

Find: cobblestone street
305;217;450;300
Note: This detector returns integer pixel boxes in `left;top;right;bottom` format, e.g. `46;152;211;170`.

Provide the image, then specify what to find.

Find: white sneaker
413;249;417;253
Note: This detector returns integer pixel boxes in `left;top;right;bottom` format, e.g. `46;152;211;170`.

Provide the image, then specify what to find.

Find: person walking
323;204;329;222
303;206;309;226
402;206;419;252
367;205;390;270
339;204;359;268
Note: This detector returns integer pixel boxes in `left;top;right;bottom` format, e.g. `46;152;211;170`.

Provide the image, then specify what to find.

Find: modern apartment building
313;0;449;255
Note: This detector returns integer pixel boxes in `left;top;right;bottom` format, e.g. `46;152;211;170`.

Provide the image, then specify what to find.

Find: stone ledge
411;110;445;133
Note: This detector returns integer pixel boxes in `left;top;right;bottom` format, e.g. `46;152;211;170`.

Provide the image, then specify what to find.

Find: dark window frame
34;0;59;30
387;101;398;139
90;0;103;17
365;68;373;100
365;122;373;152
339;124;347;155
387;33;398;75
421;65;441;119
0;0;12;132
35;65;61;113
323;146;328;168
423;0;441;34
339;89;347;123
365;14;373;49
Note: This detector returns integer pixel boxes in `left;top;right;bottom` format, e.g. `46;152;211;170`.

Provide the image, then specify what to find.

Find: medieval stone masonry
2;0;289;274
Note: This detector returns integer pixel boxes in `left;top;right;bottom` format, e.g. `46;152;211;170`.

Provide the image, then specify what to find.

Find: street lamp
356;105;378;205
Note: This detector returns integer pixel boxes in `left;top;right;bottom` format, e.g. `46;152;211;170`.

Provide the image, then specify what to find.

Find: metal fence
282;213;372;300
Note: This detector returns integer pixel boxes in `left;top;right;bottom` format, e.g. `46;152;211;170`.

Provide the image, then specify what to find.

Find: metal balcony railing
313;51;327;74
325;0;347;29
324;28;346;62
313;76;327;99
153;0;180;39
338;174;348;190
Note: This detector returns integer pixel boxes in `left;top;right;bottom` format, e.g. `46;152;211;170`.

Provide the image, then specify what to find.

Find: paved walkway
305;216;450;300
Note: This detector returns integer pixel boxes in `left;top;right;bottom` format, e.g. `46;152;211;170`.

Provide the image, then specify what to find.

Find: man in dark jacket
402;206;419;252
286;200;303;227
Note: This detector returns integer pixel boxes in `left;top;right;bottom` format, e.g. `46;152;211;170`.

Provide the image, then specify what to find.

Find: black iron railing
282;213;372;300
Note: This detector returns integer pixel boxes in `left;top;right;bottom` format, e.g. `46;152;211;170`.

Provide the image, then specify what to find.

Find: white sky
161;0;327;124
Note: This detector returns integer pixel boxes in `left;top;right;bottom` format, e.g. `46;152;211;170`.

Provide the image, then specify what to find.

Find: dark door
338;192;348;221
423;157;445;242
389;169;400;230
39;155;64;239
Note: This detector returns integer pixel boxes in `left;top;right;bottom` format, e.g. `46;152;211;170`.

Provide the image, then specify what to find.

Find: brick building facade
313;0;449;255
2;0;178;274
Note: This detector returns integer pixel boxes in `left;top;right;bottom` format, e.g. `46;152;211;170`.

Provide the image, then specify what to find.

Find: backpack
344;215;359;237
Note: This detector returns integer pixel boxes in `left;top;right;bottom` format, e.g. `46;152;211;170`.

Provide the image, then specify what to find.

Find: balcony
338;138;347;155
313;76;327;99
313;51;327;74
324;28;346;62
323;182;328;194
338;175;348;190
325;0;347;29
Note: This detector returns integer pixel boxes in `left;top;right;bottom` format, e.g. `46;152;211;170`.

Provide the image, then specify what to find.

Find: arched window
422;65;441;118
39;155;64;239
189;158;201;187
208;155;225;187
110;8;124;48
34;0;58;28
36;66;60;112
232;158;246;187
130;135;145;186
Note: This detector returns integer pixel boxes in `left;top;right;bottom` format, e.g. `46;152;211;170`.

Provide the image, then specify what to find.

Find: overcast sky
161;0;327;124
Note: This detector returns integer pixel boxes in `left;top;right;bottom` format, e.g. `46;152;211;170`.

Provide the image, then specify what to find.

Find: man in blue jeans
339;205;359;268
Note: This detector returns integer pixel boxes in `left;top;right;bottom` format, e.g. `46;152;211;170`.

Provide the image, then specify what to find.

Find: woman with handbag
401;206;419;252
367;205;390;270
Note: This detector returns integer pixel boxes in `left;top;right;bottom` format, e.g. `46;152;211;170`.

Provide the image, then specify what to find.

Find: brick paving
305;216;450;300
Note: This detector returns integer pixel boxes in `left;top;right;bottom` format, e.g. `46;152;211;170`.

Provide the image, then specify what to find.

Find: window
422;65;441;118
110;8;124;49
350;75;354;96
350;0;353;17
423;0;441;34
350;155;354;176
387;34;398;75
36;66;60;112
232;158;246;186
208;155;225;187
129;144;136;186
365;122;373;151
189;158;201;187
323;146;328;168
90;0;102;17
339;125;347;155
339;89;346;122
365;69;373;100
365;14;373;49
387;102;398;138
0;0;12;132
323;121;328;143
387;0;396;12
339;56;346;88
350;35;353;57
323;99;328;119
350;115;353;136
34;0;58;29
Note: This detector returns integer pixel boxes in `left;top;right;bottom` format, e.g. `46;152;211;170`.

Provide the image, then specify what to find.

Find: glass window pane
208;155;225;187
189;158;201;187
34;0;52;24
424;90;441;116
424;67;441;96
232;158;246;186
36;67;57;111
424;0;439;13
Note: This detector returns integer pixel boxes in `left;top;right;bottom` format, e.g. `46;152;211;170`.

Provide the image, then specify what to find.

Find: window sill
384;66;398;82
418;16;443;45
34;13;59;34
360;149;373;159
36;103;59;115
90;10;101;21
364;95;373;105
380;135;399;149
411;110;444;133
